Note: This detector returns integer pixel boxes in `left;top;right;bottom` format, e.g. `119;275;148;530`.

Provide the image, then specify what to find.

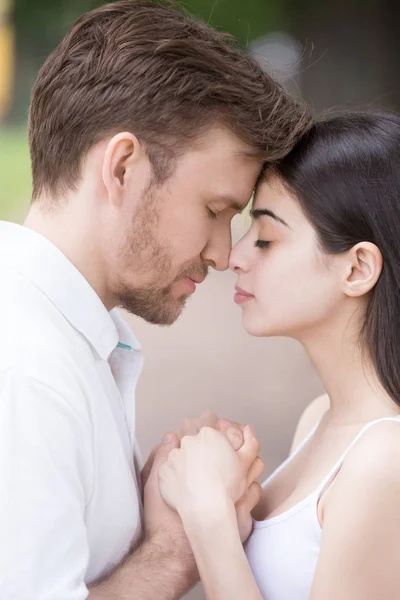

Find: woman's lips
234;285;254;304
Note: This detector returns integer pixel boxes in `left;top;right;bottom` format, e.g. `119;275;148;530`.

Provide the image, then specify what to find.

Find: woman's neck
300;309;399;425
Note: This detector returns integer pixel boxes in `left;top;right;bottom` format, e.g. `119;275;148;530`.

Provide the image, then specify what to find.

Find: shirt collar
0;221;141;360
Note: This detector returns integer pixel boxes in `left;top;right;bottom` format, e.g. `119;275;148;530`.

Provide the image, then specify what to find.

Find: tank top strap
316;415;400;500
262;421;319;489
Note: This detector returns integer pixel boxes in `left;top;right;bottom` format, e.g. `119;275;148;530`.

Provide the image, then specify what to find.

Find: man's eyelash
254;240;271;249
207;208;218;220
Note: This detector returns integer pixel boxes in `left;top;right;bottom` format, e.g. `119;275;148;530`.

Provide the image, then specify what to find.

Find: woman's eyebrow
250;208;290;228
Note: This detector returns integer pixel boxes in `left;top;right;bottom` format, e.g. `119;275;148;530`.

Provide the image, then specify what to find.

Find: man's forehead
191;128;264;170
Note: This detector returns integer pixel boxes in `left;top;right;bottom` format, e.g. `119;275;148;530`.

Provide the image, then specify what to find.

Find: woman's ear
341;242;383;298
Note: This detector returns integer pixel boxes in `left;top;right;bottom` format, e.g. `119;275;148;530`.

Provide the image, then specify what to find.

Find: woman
159;110;400;600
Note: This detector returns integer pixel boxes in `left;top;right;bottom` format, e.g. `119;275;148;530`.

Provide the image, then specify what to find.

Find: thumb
148;432;180;477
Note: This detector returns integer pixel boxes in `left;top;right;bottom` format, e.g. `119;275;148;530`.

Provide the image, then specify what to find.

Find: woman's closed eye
254;240;271;249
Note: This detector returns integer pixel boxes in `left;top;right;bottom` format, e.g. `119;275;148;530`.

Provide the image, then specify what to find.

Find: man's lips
177;272;207;295
188;275;206;284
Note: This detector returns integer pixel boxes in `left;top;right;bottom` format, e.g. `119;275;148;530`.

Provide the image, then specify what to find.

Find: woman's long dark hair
273;110;400;406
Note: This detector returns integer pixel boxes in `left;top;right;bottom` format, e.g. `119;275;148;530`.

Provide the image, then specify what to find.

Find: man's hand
235;454;264;541
216;418;264;541
178;410;220;439
141;433;199;587
178;412;245;449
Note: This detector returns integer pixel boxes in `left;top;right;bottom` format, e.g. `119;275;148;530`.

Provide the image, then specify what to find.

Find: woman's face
229;176;345;339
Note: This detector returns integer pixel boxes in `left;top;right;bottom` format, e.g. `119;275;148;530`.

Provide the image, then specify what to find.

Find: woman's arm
158;425;263;600
310;423;400;600
183;496;262;600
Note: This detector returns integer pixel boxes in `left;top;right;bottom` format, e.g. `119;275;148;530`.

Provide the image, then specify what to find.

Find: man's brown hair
29;0;311;201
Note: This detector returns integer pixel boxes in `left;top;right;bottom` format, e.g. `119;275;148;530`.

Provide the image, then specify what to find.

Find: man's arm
89;536;194;600
89;433;198;600
90;415;265;600
0;371;197;600
0;370;92;599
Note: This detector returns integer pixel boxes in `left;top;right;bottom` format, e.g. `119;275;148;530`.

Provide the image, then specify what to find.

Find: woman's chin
242;315;277;338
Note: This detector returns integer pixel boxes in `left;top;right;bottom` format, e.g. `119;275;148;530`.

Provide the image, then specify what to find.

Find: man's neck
24;202;114;310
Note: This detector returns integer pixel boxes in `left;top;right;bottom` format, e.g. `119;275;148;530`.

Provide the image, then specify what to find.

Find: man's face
111;128;263;325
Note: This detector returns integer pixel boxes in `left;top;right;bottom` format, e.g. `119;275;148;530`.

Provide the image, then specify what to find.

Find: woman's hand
173;413;264;541
158;425;260;523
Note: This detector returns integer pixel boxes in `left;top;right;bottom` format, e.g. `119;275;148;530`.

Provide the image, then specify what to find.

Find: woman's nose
229;236;249;273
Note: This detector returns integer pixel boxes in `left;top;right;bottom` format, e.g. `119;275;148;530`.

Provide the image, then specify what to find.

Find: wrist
181;494;237;538
145;529;199;588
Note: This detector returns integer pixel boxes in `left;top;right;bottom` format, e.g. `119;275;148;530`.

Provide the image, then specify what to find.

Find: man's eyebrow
213;194;250;212
250;208;290;228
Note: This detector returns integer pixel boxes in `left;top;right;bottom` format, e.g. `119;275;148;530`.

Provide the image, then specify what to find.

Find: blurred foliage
178;0;283;46
13;0;283;51
0;127;30;217
9;0;285;121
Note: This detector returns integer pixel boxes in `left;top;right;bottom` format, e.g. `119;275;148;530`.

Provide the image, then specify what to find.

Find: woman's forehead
252;176;307;230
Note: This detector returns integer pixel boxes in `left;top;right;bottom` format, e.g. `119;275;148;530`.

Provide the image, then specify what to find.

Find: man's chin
154;295;189;326
120;294;189;326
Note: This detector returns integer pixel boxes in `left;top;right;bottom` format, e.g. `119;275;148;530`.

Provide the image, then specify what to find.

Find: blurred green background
1;0;400;219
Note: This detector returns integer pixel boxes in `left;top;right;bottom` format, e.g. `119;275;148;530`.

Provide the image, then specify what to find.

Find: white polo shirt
0;221;144;599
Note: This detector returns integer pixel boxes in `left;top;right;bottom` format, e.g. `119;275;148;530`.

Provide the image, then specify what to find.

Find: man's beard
117;265;204;326
114;187;208;325
117;285;183;325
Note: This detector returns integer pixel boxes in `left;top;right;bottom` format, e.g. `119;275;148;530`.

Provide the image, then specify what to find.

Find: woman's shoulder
338;417;400;483
321;418;400;527
290;393;330;454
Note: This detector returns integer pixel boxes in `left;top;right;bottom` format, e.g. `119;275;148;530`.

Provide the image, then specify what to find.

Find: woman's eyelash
254;240;271;249
207;208;218;220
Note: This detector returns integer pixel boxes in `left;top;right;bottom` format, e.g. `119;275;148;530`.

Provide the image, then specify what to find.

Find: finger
216;418;242;434
200;410;219;429
179;417;200;439
236;481;262;514
225;426;245;451
237;425;260;468
141;444;159;488
147;432;180;481
247;456;264;485
216;418;233;433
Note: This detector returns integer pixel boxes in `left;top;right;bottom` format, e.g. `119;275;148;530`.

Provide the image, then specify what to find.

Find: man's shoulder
0;270;96;403
1;266;90;349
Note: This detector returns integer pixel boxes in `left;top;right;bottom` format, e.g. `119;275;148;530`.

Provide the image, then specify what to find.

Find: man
0;1;310;598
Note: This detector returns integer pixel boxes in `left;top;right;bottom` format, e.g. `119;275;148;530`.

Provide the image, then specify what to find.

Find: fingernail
163;432;174;443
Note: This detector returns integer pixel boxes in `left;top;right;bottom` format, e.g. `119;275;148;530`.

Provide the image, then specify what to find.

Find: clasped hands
159;412;264;543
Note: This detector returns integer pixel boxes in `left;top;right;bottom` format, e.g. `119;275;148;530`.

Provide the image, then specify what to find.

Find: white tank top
245;415;400;600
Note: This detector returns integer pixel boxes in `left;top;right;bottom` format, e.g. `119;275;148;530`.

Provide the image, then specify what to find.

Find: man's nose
201;229;232;272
